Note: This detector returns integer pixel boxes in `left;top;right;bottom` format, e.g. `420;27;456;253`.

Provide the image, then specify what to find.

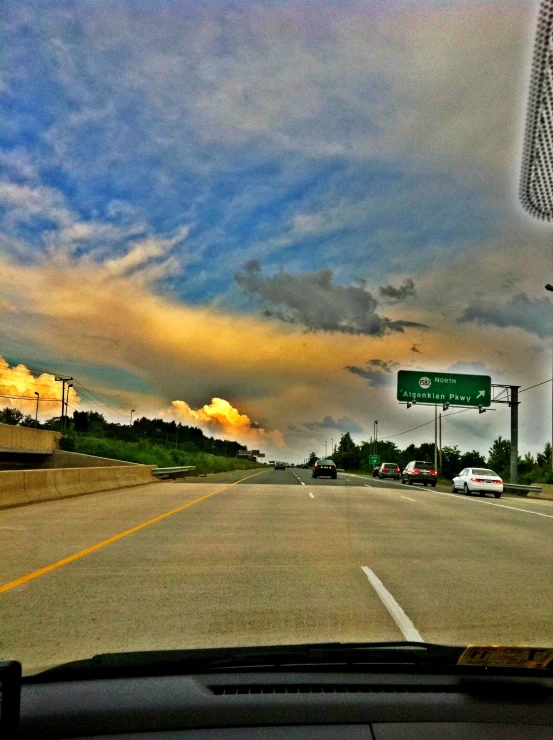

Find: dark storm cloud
379;278;416;301
302;415;364;434
459;293;553;339
235;261;426;336
345;359;399;387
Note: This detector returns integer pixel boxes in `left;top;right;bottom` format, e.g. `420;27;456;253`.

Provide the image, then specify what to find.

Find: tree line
0;407;248;458
307;432;553;484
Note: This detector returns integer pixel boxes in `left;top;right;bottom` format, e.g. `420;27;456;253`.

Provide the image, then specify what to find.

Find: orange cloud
160;397;285;450
0;356;80;418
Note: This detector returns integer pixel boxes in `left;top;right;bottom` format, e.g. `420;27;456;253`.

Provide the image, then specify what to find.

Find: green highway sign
369;455;380;465
397;370;492;408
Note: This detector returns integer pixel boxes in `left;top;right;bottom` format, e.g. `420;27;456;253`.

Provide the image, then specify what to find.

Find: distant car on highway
452;468;503;498
274;461;286;470
402;460;437;487
372;466;380;477
312;459;337;479
378;463;401;481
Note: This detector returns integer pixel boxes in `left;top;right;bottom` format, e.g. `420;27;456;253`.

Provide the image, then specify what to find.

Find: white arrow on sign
477;390;486;398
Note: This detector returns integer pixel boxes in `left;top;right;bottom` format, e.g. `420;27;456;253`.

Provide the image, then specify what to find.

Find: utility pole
130;409;135;425
434;405;438;471
34;392;39;429
325;440;328;457
55;376;72;433
331;438;334;456
438;412;443;474
65;384;73;429
374;421;378;456
546;284;553;471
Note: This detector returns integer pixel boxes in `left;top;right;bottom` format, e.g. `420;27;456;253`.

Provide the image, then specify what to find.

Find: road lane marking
0;470;266;595
309;492;315;498
301;482;305;486
363;484;370;488
361;566;423;642
401;496;417;502
430;490;553;519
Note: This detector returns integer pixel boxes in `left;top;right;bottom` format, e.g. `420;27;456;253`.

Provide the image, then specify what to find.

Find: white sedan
452;468;503;498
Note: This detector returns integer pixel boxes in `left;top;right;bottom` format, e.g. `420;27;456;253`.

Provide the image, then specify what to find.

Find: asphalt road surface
2;467;553;674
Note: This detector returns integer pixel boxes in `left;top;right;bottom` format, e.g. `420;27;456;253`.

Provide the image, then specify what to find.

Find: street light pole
374;421;378;457
130;409;135;425
546;284;553;471
34;392;39;429
325;440;328;457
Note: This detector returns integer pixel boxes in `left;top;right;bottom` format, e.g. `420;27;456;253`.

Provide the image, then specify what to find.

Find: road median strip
0;469;265;595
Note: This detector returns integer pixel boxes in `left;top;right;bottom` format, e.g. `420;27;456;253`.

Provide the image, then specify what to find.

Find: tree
488;436;511;474
441;445;462;479
307;451;318;466
458;449;487;472
338;432;357;453
0;407;24;425
537;442;552;468
19;414;36;428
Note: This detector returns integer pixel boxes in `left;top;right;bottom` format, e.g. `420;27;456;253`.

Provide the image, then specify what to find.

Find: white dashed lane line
401;496;417;502
361;566;423;642
309;492;315;499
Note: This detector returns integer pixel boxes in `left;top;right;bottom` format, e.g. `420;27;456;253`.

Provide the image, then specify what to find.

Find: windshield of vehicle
1;0;553;677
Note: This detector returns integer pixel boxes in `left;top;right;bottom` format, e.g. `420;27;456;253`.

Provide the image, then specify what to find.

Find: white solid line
401;496;417;502
431;490;553;519
309;492;315;498
364;484;370;487
361;566;423;642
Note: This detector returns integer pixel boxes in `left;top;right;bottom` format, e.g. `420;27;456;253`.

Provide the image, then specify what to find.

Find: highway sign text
397;370;492;407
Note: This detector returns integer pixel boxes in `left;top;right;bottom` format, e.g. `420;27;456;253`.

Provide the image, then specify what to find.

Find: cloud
160;397;285;449
301;415;364;434
345;359;399;387
235;261;426;336
379;279;416;301
0;356;80;418
459;294;553;339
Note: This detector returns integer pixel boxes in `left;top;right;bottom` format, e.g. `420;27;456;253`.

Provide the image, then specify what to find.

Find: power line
519;377;553;393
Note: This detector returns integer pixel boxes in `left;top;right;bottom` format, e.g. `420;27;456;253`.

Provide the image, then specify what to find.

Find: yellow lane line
0;470;264;595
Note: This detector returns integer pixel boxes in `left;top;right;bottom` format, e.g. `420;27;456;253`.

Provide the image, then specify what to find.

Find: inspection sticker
457;645;553;669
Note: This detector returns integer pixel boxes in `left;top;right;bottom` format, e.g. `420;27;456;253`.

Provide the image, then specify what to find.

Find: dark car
274;461;286;470
312;459;337;479
372;466;380;477
378;462;401;480
402;460;437;486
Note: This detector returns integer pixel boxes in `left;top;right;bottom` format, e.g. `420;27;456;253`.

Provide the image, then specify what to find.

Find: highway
1;466;553;674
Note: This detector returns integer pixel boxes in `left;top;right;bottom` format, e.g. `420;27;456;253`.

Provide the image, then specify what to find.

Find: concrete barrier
0;465;158;509
24;469;60;503
0;423;60;453
0;470;30;508
78;467;103;494
54;468;84;498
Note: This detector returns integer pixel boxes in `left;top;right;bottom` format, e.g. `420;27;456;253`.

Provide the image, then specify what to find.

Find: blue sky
1;0;552;457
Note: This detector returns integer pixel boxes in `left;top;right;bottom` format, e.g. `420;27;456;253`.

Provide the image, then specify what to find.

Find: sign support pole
439;412;442;474
510;386;520;484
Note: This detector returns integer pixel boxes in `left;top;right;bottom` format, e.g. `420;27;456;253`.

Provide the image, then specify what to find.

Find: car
274;461;286;470
378;462;401;480
402;460;438;486
372;466;380;477
452;467;503;498
312;458;337;478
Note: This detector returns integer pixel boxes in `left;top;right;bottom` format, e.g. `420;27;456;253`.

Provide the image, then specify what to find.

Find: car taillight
430;471;437;476
396;468;400;472
413;469;420;474
495;479;503;484
382;467;388;471
332;465;336;469
315;464;319;469
471;477;486;482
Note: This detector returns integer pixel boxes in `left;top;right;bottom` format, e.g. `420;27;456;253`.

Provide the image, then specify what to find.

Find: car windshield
1;0;553;678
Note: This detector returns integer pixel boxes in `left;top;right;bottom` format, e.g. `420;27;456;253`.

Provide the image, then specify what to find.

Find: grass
67;435;263;475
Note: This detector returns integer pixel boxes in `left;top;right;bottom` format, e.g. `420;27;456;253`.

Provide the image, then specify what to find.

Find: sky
1;0;552;461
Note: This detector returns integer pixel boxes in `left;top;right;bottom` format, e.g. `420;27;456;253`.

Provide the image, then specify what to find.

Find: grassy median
64;435;263;475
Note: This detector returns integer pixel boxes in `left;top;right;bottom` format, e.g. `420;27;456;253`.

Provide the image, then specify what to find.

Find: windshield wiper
28;642;467;681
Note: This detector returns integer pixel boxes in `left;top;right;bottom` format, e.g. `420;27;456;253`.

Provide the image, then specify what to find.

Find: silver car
378;462;401;480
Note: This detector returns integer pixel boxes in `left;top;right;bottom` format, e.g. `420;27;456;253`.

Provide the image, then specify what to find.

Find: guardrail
152;466;196;479
503;483;543;496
